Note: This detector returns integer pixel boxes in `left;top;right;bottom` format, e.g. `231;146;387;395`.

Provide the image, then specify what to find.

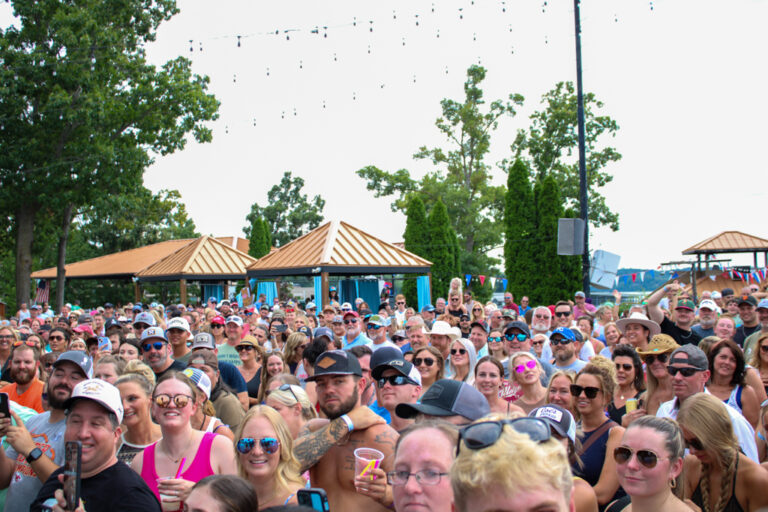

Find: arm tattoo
374;428;398;452
294;417;348;472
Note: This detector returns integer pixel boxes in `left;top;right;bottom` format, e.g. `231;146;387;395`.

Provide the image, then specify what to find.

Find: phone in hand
297;488;330;512
97;336;111;352
63;441;81;511
276;324;288;333
0;392;9;418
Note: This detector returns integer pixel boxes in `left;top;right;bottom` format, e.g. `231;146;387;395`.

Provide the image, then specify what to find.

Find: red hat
343;311;359;318
211;316;226;325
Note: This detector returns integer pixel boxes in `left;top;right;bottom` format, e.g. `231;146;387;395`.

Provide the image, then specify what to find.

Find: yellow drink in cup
625;398;638;413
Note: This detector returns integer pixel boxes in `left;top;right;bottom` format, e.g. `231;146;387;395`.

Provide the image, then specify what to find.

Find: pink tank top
141;431;217;503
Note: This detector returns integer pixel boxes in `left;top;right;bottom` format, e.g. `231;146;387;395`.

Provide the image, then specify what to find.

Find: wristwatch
25;448;43;464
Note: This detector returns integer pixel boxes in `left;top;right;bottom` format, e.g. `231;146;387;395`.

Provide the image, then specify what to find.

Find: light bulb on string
293;107;297;116
415;14;419;26
473;32;477;42
299;60;303;69
445;66;449;74
266;67;270;76
225;125;229;134
189;40;193;53
353;92;356;100
413;74;416;83
459;8;463;19
367;44;371;54
649;1;654;10
233;74;237;83
431;3;435;13
199;42;203;52
322;100;326;109
281;111;285;119
393;10;396;19
502;2;506;13
353;17;357;26
436;29;440;38
333;53;337;62
252;118;256;127
237;36;241;47
402;37;406;46
369;20;373;32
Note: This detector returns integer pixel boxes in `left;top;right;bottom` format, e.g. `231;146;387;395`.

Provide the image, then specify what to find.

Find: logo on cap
317;356;337;369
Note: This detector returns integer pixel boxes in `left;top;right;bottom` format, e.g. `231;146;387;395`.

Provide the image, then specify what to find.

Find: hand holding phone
63;441;81;512
297;488;329;512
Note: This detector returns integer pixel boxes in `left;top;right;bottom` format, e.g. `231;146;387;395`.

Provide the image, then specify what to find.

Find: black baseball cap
504;321;531;338
470;321;488;333
306;350;362;382
370;346;404;370
395;379;489;421
738;295;758;308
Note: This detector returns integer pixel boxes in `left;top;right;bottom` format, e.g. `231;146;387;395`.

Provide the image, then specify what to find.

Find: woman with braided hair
678;393;768;512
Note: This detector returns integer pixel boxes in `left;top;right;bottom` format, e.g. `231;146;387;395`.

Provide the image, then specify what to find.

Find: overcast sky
8;1;768;271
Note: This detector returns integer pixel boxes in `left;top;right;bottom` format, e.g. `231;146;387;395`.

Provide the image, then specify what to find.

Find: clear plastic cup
157;477;182;511
354;447;384;481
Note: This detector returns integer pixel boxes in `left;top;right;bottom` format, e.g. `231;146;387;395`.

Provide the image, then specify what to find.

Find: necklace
163;433;195;464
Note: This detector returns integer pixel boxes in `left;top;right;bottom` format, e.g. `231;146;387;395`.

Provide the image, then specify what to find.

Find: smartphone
97;336;111;352
297;488;329;512
63;441;81;512
0;392;9;418
276;324;288;333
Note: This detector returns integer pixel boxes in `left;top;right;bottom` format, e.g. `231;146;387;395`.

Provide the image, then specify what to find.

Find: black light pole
573;0;590;296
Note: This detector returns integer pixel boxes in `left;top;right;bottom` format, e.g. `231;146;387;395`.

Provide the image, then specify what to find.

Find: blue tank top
576;420;626;509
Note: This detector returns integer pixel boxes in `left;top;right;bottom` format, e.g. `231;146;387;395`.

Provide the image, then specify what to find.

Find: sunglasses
397;301;405;305
413;357;435;367
505;333;527;342
134;323;150;330
142;341;165;352
366;323;383;330
613;446;668;469
550;337;571;346
761;345;768;353
488;336;503;343
644;353;669;364
269;383;299;404
570;384;601;399
450;348;467;356
515;360;537;373
344;319;358;325
685;436;704;452
211;324;224;328
667;366;700;377
472;308;482;312
48;335;65;341
615;363;633;372
235;345;254;352
457;418;550;455
532;340;544;346
13;340;38;348
236;437;280;455
154;393;194;408
554;312;571;318
377;375;416;387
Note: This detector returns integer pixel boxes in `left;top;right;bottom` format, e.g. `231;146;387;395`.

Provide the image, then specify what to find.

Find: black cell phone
276;324;288;333
297;488;329;512
63;441;81;512
0;392;9;418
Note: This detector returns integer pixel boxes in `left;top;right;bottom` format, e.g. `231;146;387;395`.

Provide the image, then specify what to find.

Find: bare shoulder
607;425;625;442
211;433;235;454
741;456;768;486
365;423;399;450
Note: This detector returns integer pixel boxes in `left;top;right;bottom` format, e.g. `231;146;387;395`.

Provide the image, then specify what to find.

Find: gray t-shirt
3;411;66;512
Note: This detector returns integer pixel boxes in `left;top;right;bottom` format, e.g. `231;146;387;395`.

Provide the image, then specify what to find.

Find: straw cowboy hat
616;312;661;337
429;321;460;340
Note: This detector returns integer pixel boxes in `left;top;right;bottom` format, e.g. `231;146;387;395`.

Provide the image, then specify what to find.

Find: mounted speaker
557;218;585;255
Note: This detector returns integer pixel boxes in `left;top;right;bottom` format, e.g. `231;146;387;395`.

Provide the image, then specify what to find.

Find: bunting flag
490;277;497;289
758;269;767;281
501;278;508;290
479;275;486;286
465;274;472;287
672;272;679;279
631;273;637;283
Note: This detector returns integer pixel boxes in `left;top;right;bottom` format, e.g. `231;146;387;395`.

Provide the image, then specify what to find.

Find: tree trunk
55;203;75;312
15;203;39;308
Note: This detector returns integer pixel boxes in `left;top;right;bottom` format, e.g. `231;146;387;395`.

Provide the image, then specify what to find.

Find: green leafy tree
244;171;325;248
504;159;536;298
357;65;524;276
0;0;220;308
402;195;430;306
247;217;271;259
511;81;621;230
425;199;460;299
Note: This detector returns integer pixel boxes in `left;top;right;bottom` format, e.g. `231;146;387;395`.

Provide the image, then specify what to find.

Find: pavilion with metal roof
246;220;433;308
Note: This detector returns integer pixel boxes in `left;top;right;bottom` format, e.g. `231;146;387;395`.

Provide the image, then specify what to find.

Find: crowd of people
1;277;768;511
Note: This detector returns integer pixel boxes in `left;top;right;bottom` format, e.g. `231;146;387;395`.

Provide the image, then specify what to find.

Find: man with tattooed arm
294;350;398;511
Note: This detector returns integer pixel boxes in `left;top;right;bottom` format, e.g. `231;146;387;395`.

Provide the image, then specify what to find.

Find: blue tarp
417;275;431;311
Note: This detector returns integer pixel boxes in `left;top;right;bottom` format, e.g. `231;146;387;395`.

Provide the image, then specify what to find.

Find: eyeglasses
515;360;537;373
386;469;450;486
685;436;704;452
211;324;224;328
615;363;633;372
48;335;65;341
644;353;669;364
505;333;527;342
570;384;601;399
377;375;416;388
667;366;700;377
235;345;254;352
154;393;194;408
13;340;37;348
269;383;299;404
413;357;435;367
550;337;571;346
236;437;280;455
457;418;550;455
554;311;571;318
613;446;668;469
366;323;383;330
532;340;544;346
142;341;165;352
450;348;467;356
488;336;503;343
344;319;358;325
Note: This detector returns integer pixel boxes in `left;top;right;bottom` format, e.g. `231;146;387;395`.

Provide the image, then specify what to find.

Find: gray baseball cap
669;344;708;371
395;379;489;421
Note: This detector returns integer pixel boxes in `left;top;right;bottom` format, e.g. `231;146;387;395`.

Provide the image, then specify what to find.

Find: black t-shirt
31;460;161;512
155;359;187;381
660;316;702;346
734;323;761;347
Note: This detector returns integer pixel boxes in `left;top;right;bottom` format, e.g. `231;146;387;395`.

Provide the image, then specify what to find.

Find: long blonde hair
233;406;305;492
748;334;768;370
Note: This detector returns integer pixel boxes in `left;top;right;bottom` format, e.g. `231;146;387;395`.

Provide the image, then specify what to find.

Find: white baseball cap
226;315;243;327
698;299;718;312
65;379;124;424
166;317;191;333
183;367;212;399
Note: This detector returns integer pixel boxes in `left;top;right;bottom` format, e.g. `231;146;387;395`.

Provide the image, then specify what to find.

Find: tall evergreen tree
402;195;430;307
426;199;459;299
504;159;536;300
247;218;271;259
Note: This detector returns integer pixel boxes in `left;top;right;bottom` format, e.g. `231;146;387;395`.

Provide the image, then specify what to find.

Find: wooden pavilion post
180;279;187;305
134;281;141;303
321;272;330;307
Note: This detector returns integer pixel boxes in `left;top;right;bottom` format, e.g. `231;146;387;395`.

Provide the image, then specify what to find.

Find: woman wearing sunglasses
449;338;477;385
131;371;237;508
486;328;509;369
236;338;265;407
678;393;768;512
608;416;689;512
412;346;444;396
707;339;760;429
608;345;645;425
234;406;305;509
628;335;679;423
209;316;227;346
749;334;768;397
573;362;626;507
474;356;524;415
268;318;289;352
509;352;548;414
265;383;316;439
470;304;485;324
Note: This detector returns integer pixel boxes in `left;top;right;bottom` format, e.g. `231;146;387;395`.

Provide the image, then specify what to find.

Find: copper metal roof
30;239;195;280
246;220;432;277
215;237;250;254
682;231;768;255
136;235;256;281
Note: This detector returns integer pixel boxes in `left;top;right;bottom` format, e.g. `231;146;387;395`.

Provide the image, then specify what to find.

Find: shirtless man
295;350;398;511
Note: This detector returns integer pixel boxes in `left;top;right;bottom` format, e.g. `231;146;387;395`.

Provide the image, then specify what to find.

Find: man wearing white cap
429;321;459;378
31;379;160;511
691;299;719;339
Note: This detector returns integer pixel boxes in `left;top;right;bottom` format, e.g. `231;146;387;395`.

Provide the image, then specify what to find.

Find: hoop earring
669;478;677;489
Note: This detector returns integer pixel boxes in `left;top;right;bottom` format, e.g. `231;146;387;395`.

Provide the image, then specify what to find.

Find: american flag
34;279;50;304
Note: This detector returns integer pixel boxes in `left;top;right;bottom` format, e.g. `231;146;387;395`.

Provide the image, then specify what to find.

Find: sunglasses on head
451;348;467;356
457;418;550;455
550;337;571;346
488;336;503;343
505;333;527;342
154;393;193;408
644;353;669;364
615;363;633;372
344;319;358;325
13;340;37;348
554;311;571;318
667;366;700;377
377;375;416;387
515;360;537;373
236;437;280;455
269;383;299;403
570;384;600;399
613;446;668;469
413;357;435;367
142;341;165;352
